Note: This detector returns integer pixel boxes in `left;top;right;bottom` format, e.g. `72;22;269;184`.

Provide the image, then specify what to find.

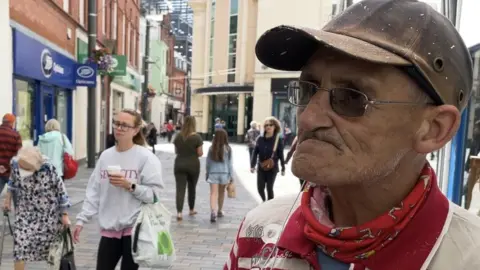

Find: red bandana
301;164;434;264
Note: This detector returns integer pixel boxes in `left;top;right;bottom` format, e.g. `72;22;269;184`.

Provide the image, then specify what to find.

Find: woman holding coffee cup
74;108;164;270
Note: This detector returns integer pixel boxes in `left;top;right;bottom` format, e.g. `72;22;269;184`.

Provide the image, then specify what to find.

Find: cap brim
255;25;411;71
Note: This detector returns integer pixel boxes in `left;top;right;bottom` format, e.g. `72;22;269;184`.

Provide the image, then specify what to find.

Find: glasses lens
330;88;368;117
288;81;316;106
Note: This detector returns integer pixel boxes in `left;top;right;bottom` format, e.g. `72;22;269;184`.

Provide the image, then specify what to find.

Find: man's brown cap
255;0;473;111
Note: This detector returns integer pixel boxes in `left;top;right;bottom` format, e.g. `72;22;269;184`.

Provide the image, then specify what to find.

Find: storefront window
56;89;68;134
15;79;35;146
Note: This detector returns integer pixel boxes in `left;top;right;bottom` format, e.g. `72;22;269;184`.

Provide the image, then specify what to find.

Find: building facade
189;0;256;141
10;0;141;161
0;0;13;120
189;0;333;141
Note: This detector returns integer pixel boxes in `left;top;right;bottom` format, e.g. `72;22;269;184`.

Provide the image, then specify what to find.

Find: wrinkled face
113;112;139;142
292;49;429;186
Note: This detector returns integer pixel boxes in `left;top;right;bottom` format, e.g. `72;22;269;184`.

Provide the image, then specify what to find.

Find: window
229;16;238;34
102;0;106;34
122;13;126;54
126;23;131;61
55;89;68;134
14;79;35;145
227;0;238;83
79;0;85;25
63;0;69;13
228;54;236;83
230;0;238;15
112;1;117;39
229;35;237;54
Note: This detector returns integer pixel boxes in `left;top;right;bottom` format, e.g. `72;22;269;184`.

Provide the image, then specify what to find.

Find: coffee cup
107;165;122;176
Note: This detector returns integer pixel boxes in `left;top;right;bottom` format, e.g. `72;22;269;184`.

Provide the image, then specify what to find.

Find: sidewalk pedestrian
37;119;74;180
167;120;175;143
227;1;480;269
250;116;285;202
74;108;164;270
173;115;203;221
0;113;22;198
4;146;71;270
206;129;233;222
245;121;260;163
145;122;158;154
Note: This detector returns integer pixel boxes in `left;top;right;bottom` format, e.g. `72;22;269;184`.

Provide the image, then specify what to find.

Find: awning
193;84;254;95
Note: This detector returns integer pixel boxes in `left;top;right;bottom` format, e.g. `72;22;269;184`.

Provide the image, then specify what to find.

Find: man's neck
328;157;427;227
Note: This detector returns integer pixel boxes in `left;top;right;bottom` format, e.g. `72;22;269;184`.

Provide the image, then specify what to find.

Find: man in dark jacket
0;113;22;202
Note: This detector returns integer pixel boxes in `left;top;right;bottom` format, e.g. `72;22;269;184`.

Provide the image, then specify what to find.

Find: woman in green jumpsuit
173;116;204;221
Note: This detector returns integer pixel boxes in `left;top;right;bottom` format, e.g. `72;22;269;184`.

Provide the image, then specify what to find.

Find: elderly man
225;1;480;269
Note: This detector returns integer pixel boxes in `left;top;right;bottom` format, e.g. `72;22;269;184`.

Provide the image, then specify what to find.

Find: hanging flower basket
88;48;115;75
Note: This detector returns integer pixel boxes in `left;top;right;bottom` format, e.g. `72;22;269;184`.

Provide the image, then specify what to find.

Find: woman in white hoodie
73;109;164;270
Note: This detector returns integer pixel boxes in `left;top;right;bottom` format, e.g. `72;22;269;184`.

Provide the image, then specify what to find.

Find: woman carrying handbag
250;117;286;202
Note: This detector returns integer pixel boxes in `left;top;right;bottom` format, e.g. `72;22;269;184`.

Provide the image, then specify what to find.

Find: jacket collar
277;180;451;270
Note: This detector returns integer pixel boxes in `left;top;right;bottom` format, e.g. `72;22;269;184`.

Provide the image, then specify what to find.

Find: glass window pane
230;0;238;15
209;38;214;56
228;54;236;69
229;16;237;34
15;79;34;146
56;89;68;134
210;20;215;37
228;74;235;83
229;35;237;54
215;95;228;111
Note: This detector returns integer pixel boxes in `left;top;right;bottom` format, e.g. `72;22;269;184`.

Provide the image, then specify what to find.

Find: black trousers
248;147;255;164
96;236;138;270
174;168;200;213
257;169;278;202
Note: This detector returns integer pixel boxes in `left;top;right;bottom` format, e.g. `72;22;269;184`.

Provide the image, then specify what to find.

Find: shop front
271;78;298;144
194;84;253;142
12;29;75;145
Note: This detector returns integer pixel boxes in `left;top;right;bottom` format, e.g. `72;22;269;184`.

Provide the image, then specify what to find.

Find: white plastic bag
131;202;175;267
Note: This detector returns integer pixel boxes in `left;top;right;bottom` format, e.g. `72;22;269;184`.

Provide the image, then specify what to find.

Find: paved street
0;150;258;269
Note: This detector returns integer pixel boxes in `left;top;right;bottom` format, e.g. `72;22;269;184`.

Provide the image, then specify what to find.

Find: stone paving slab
0;151;258;269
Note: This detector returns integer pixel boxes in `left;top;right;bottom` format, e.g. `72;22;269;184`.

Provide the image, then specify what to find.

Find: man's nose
298;90;334;131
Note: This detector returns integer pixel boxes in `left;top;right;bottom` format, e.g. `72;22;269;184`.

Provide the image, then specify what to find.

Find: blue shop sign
13;29;76;89
74;63;98;87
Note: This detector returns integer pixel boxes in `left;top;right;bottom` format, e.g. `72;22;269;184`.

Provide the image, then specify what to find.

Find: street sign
74;63;98;87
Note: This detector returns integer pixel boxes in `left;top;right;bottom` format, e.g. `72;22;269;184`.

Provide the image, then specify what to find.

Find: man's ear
413;105;460;154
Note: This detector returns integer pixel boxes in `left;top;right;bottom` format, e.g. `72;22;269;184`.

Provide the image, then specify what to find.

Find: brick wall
172;68;186;102
160;14;176;94
10;0;78;54
11;0;140;70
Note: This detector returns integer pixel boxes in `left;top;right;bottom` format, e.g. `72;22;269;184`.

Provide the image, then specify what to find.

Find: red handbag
61;134;78;180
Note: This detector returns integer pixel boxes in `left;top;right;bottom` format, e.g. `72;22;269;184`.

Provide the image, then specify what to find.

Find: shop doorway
42;84;55;126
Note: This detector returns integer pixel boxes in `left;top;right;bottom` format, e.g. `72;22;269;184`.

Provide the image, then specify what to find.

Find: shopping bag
61;135;78;180
226;182;236;198
131;199;175;267
59;228;76;270
48;228;76;270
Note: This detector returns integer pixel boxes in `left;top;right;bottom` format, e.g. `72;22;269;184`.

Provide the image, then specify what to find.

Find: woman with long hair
74;109;164;270
173;115;203;221
250;116;285;201
206;129;233;222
